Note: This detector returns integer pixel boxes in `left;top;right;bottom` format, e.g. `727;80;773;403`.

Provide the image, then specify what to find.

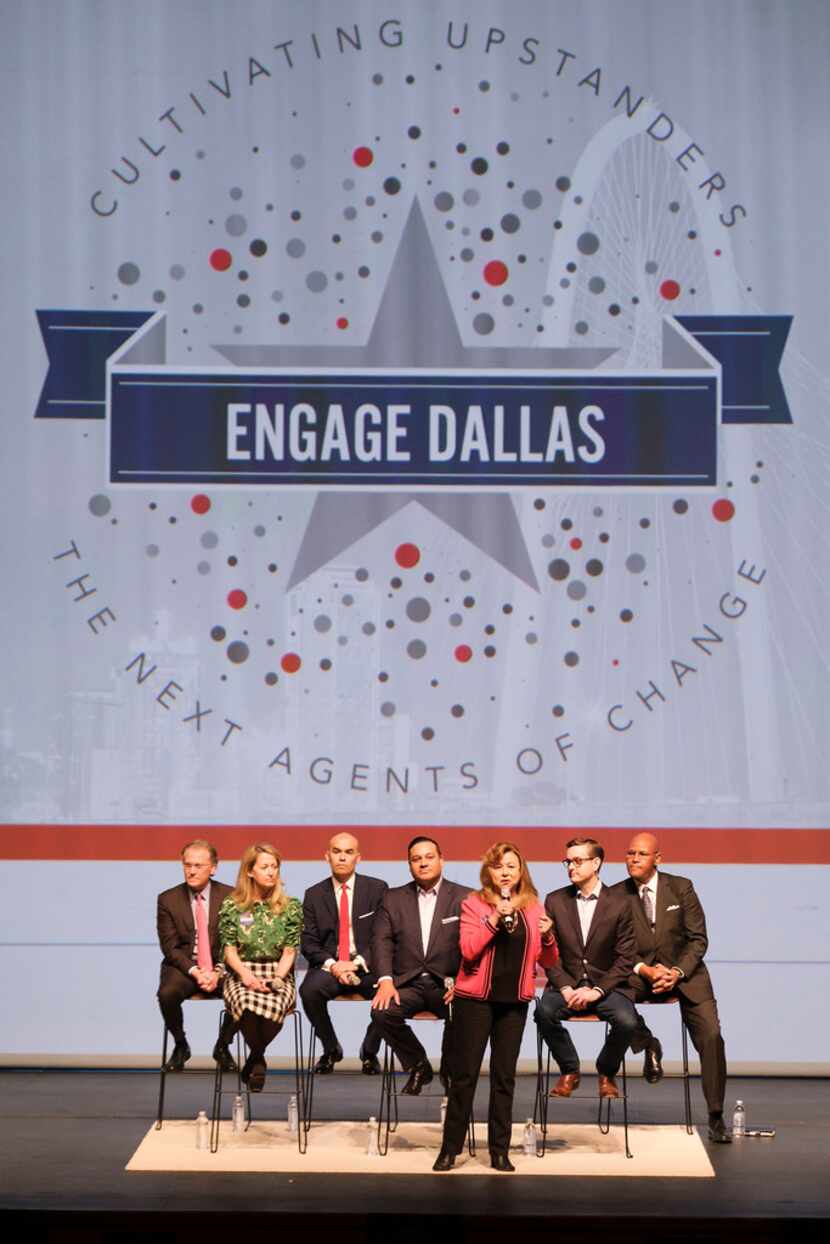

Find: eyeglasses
562;856;594;869
625;850;654;860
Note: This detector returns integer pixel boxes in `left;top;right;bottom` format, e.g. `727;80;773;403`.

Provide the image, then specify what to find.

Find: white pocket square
442;915;459;924
357;910;374;919
666;904;680;912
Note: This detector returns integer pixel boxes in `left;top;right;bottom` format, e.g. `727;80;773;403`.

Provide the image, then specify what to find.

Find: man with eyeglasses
535;837;639;1099
613;832;730;1143
156;839;236;1072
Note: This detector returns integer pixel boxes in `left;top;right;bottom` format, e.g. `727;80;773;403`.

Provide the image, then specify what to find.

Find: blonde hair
230;842;289;915
478;841;538;912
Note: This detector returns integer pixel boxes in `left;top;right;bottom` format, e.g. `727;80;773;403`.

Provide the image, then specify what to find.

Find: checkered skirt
223;960;296;1024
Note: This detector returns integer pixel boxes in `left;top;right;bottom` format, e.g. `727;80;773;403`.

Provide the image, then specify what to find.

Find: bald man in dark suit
369;836;468;1094
156;839;235;1071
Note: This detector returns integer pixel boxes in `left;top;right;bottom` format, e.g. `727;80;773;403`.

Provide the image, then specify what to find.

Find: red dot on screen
712;499;735;522
395;542;420;569
483;260;509;286
281;652;301;674
210;248;232;271
191;494;211;515
353;146;373;168
569;537;582;550
336;317;349;330
227;589;247;609
612;659;620;667
660;279;680;300
452;107;460;115
454;644;472;663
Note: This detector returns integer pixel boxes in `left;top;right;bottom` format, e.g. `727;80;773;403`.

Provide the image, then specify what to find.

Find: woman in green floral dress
219;842;303;1091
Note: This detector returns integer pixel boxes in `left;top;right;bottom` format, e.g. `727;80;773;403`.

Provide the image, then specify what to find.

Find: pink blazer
454;892;558;1002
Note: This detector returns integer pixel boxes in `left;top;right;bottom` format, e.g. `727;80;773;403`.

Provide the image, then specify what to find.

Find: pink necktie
337;885;350;961
196;892;213;972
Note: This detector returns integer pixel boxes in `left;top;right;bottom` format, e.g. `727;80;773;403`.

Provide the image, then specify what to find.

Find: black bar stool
155;993;238;1130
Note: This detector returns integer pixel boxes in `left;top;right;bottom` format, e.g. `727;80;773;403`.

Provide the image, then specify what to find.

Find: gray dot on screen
356;567;369;582
290;153;306;169
343;178;355;191
380;701;396;717
473;313;494;335
406;597;431;623
286;238;306;258
449;613;463;627
501;213;520;234
271;290;284;303
197;561;211;575
170;264;185;280
362;621;376;635
253;525;265;537
146;544;159;558
577;232;600;255
229;187;243;201
460;248;474;262
225;214;247;237
525;632;538;644
502;294;514;306
407;639;427;659
575;321;589;335
314;615;332;633
564;651;579;667
645;260;659;274
338;635;348;647
542;534;555;548
626;553;647;573
152;290;166;304
88;494;111;517
342;593;354;606
588;276;606;294
227;641;249;664
463;189;480;206
522;190;542;210
434;191;454;211
371;231;383;243
306;270;328;292
117;262;140;285
542;294;554;306
201;531;219;549
344;206;358;221
567;580;587;601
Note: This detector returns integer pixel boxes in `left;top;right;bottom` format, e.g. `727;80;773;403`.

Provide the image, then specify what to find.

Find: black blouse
488;912;527;1002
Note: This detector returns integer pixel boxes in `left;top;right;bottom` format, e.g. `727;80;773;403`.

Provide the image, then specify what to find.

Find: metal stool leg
155;1024;170;1130
293;1011;307;1154
681;1014;693;1134
534;1025;552;1156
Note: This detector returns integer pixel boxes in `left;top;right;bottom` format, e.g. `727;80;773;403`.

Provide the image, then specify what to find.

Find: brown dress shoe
598;1074;620;1099
549;1072;581;1097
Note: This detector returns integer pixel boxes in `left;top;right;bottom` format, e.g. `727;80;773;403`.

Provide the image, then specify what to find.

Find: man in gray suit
156;838;235;1072
370;836;468;1094
614;831;731;1143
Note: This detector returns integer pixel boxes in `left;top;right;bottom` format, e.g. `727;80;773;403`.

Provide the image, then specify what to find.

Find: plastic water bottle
195;1109;209;1150
732;1099;746;1138
367;1116;380;1156
287;1094;299;1136
232;1094;245;1136
440;1095;448;1127
523;1118;538;1156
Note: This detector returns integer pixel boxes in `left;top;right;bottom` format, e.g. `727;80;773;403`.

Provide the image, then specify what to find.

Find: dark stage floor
1;1069;828;1242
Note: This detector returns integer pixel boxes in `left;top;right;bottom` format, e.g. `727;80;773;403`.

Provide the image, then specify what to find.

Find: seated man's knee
535;991;565;1024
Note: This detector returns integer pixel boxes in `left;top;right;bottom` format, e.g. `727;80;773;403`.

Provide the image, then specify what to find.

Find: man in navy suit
535;837;639;1099
370;836;468;1095
614;832;731;1143
156;839;236;1072
300;832;388;1075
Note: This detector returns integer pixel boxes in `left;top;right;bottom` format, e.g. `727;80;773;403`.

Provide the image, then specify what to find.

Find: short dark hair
565;836;604;864
407;835;442;857
180;838;218;866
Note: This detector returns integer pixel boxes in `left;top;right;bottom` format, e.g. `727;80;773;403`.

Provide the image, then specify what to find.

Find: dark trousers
635;992;727;1114
369;975;451;1071
534;987;639;1077
299;967;381;1057
442;996;528;1156
157;964;234;1046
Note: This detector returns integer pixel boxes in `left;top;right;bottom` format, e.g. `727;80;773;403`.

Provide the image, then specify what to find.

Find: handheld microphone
443;976;454;1022
500;888;515;931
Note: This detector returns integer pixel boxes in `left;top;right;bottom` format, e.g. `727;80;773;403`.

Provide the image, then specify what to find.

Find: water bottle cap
736;1099;743;1105
526;1118;533;1124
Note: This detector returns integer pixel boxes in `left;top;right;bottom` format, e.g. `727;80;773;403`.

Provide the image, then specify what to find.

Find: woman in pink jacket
433;841;557;1172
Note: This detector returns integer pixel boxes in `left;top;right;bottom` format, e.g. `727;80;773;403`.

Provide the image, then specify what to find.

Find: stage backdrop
0;0;827;1070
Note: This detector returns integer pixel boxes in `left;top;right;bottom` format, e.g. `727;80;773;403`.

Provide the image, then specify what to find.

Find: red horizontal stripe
0;825;827;863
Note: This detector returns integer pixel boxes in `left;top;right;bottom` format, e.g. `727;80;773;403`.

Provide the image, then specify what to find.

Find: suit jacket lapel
323;877;339;927
424;881;450;958
181;883;196;934
653;872;670;943
582;887;606;953
626;877;654;945
565;888;584;951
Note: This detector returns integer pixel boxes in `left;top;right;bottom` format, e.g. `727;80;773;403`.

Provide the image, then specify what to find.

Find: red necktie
337;884;350;961
196;892;213;972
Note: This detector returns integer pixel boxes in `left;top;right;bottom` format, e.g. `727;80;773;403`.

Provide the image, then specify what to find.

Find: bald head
326;832;361;883
625;832;661;884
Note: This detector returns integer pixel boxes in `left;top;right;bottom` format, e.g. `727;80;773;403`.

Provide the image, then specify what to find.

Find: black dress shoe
212;1041;237;1074
490;1152;515;1172
361;1054;381;1076
707;1114;732;1144
401;1060;433;1095
313;1046;343;1074
432;1148;456;1172
163;1040;191;1072
247;1058;267;1092
643;1039;664;1084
